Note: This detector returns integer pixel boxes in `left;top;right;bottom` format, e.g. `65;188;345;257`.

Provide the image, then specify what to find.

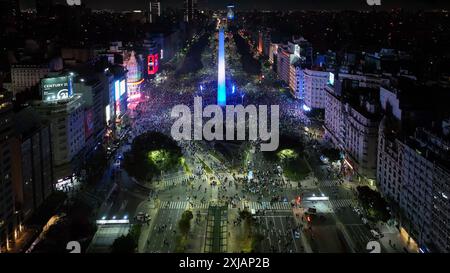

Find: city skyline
19;0;450;11
1;0;449;259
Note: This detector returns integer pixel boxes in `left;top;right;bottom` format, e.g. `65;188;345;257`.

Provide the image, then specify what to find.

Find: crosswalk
319;180;341;188
159;201;211;210
329;199;358;209
160;175;188;188
157;201;293;211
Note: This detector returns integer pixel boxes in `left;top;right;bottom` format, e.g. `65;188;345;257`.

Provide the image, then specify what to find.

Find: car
370;229;381;239
136;212;150;222
307;207;317;215
294;230;301;239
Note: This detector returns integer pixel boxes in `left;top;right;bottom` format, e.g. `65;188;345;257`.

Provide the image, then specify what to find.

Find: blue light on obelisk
217;27;226;106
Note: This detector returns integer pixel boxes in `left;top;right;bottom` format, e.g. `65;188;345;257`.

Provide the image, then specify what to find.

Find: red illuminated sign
147;53;159;75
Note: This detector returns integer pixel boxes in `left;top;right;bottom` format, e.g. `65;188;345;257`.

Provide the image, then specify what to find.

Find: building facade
11;64;50;96
324;74;385;180
149;0;161;24
302;68;330;109
11;107;53;222
184;0;198;23
0;90;16;252
32;90;85;182
377;78;450;252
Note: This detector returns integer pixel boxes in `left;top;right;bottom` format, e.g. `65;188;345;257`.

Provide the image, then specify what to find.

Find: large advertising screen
120;79;126;97
105;105;111;124
114;80;120;102
147;53;159;75
41;76;73;102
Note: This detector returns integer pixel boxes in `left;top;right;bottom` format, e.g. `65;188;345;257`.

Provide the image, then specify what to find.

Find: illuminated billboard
114;80;120;102
105;105;111;124
120;79;126;96
41;76;73;102
147;53;159;75
329;72;335;85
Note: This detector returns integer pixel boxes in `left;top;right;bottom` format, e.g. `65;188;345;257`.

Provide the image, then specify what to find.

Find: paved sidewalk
377;222;418;253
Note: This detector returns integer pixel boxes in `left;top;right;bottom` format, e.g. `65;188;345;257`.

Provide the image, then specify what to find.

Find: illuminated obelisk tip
217;27;226;106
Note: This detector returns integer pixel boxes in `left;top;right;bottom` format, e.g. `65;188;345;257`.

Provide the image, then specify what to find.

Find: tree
178;210;194;237
321;147;341;162
111;234;137;253
123;131;182;181
357;186;390;222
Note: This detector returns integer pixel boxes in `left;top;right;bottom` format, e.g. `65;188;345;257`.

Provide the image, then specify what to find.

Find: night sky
21;0;450;11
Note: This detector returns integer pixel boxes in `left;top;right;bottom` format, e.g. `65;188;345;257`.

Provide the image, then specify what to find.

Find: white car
370;229;381;239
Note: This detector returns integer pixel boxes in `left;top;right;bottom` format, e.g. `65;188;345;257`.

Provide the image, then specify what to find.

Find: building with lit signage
277;37;314;98
124;51;143;101
302;68;331;109
33;74;86;182
103;65;128;133
147;53;159;76
73;73;109;151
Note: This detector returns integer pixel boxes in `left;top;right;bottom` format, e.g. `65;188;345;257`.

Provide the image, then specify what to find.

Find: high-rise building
11;107;53;223
124;51;143;102
302;68;330;109
226;4;235;21
184;0;198;23
149;0;161;24
269;43;279;64
0;89;16;252
276;45;291;85
73;73;108;152
277;37;314;98
377;77;450;252
32;74;85;183
324;73;386;180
